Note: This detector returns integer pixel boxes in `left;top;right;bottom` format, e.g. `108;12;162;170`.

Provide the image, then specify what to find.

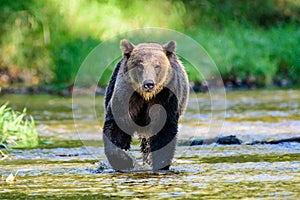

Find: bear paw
106;149;134;172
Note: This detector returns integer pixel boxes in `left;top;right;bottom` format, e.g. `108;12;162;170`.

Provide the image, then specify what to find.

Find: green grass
189;23;300;85
0;0;299;88
0;103;38;148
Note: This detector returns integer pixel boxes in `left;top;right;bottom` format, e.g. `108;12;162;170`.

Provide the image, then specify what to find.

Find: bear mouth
142;88;154;92
135;83;164;101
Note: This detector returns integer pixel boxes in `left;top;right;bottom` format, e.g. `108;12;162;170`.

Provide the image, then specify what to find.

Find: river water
0;90;299;199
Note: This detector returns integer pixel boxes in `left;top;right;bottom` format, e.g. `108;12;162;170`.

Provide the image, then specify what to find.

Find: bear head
120;39;176;101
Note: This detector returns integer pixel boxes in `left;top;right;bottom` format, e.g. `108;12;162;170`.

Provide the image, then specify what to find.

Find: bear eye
137;65;143;72
155;65;161;72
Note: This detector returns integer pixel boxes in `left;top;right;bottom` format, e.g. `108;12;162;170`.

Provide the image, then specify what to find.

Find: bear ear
120;39;135;55
163;40;176;55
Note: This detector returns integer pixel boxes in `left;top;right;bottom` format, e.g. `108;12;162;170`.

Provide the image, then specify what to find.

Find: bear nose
142;80;155;91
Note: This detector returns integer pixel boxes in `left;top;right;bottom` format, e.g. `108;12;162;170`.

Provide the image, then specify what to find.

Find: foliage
0;103;38;148
51;37;99;85
0;0;300;88
191;23;300;85
0;0;53;85
183;0;300;28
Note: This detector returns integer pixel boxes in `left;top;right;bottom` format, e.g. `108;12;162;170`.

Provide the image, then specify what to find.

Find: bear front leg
103;118;134;171
141;121;178;171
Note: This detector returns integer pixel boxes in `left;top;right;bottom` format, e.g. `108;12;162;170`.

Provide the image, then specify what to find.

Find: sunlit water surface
1;90;299;199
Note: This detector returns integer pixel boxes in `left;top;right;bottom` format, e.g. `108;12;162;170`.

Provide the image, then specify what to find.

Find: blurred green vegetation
0;103;38;148
0;0;299;90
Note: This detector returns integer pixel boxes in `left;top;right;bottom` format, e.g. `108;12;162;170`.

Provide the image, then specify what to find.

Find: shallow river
1;90;300;199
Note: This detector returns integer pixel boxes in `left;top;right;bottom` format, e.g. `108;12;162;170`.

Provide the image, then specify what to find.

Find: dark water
1;90;300;199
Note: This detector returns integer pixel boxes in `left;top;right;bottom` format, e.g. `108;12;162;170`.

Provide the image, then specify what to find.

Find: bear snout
142;79;155;92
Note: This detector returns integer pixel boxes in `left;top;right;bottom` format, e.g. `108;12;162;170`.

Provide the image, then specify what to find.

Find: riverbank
1;80;299;96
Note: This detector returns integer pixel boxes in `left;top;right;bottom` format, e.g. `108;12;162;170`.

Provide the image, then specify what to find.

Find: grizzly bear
103;39;189;171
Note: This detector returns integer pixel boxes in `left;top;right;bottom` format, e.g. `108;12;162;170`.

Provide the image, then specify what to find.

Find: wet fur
103;41;189;171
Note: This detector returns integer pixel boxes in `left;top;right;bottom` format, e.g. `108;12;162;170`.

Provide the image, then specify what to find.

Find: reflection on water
0;90;299;199
1;144;299;199
1;90;299;141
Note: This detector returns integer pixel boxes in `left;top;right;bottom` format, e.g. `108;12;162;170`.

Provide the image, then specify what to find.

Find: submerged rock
216;135;242;145
179;135;300;146
248;136;300;145
179;135;242;146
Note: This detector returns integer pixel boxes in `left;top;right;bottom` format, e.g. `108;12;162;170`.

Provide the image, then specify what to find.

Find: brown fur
103;39;189;171
123;42;172;101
